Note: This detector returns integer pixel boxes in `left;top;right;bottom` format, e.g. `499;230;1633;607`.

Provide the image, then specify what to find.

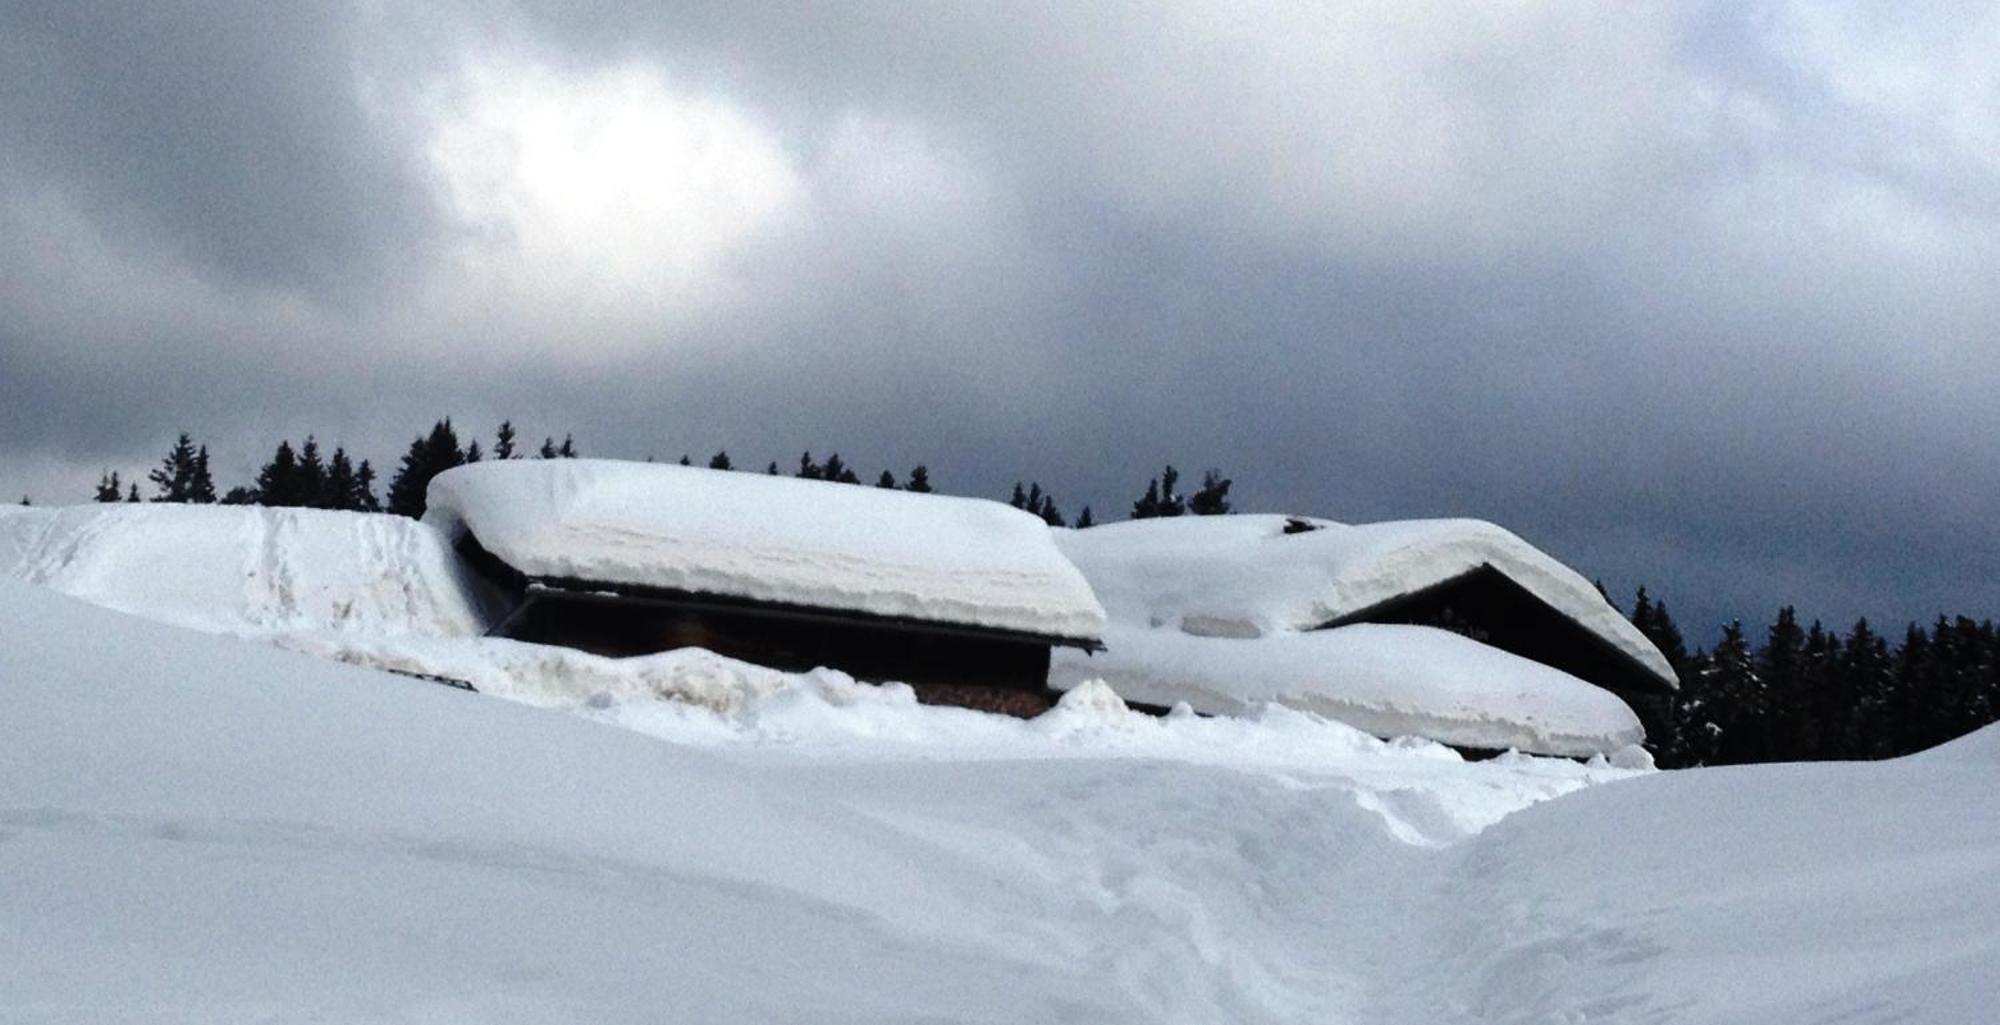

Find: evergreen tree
1131;478;1161;519
387;419;466;518
16;496;25;506
1707;620;1765;764
766;461;780;475
1131;466;1186;518
189;446;216;503
149;432;206;502
254;440;304;507
797;452;822;480
875;470;896;489
1189;469;1232;515
353;460;380;512
297;437;327;507
822;453;859;484
905;465;933;493
709;451;733;471
678;455;692;466
539;437;559;459
127;483;141;503
1010;482;1029;509
1839;618;1892;757
324;448;358;510
1075;506;1095;529
557;434;577;458
494;421;517;460
1037;493;1064;527
94;471;123;503
464;440;483;464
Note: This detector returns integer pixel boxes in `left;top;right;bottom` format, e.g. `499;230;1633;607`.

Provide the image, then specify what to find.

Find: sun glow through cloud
426;57;801;329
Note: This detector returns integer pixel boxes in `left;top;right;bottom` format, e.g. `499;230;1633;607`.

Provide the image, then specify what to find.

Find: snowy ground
5;578;1997;1023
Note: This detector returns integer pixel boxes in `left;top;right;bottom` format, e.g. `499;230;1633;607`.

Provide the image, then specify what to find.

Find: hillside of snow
0;503;496;639
3;577;1996;1023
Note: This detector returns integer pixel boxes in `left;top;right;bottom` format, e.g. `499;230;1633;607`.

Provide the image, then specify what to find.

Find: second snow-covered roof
425;459;1107;643
1054;514;1674;688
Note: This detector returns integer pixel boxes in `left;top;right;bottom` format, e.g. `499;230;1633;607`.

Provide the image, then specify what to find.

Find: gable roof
425;459;1107;644
1053;514;1676;690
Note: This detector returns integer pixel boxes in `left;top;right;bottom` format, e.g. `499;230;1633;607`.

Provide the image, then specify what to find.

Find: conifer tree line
1621;587;2000;767
83;423;1236;536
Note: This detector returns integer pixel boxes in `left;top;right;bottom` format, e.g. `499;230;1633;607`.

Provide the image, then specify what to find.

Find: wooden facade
463;536;1091;716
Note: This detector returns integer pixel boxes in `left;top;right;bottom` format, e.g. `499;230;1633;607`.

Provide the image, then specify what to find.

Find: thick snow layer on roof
0;504;494;638
425;459;1107;641
1054;514;1674;687
1053;624;1645;757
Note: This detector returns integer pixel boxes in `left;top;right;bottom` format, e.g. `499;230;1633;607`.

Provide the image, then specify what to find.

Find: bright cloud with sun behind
421;54;803;354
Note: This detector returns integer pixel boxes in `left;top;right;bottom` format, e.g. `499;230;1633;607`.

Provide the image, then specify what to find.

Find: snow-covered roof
1053;514;1675;689
425;459;1107;643
0;504;494;639
1052;623;1645;758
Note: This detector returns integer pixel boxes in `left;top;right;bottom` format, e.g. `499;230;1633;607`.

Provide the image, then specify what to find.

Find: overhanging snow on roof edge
425;459;1108;643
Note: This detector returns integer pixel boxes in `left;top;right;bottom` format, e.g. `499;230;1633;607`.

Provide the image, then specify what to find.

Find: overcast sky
3;2;1996;640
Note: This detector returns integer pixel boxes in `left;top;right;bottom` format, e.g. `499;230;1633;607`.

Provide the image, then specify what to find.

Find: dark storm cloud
2;2;1996;640
0;1;437;295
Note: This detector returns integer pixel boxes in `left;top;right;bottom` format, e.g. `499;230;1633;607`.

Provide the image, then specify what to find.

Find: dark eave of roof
513;574;1106;653
1318;563;1679;695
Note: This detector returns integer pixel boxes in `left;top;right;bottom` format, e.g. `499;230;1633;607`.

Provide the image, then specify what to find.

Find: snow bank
1056;514;1673;685
0;503;494;638
426;459;1107;641
1053;623;1645;757
6;575;1997;1023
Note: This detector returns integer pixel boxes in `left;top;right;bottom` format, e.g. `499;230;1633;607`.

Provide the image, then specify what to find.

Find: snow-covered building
425;459;1107;713
1050;515;1678;756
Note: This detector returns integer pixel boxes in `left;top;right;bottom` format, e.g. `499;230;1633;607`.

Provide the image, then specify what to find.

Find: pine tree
464;440;483;464
1075;506;1095;529
1037;493;1064;527
324;448;358;510
127;484;141;503
539;437;559;459
354;460;380;512
1189;469;1232;515
255;440;303;507
557;434;577;458
905;465;933;493
1131;479;1161;519
149;432;205;502
678;454;692;466
766;461;780;475
189;446;216;503
297;437;327;507
1158;466;1184;516
94;471;123;503
709;451;733;471
1010;482;1029;509
797;452;822;480
494;421;517;460
822;453;859;484
1759;607;1807;759
386;419;466;518
875;470;896;489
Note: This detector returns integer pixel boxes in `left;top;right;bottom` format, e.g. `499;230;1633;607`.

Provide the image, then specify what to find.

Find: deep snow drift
3;578;1996;1024
0;503;494;638
426;459;1107;640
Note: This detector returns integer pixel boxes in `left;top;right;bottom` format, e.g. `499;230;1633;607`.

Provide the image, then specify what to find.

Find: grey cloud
2;1;1997;643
